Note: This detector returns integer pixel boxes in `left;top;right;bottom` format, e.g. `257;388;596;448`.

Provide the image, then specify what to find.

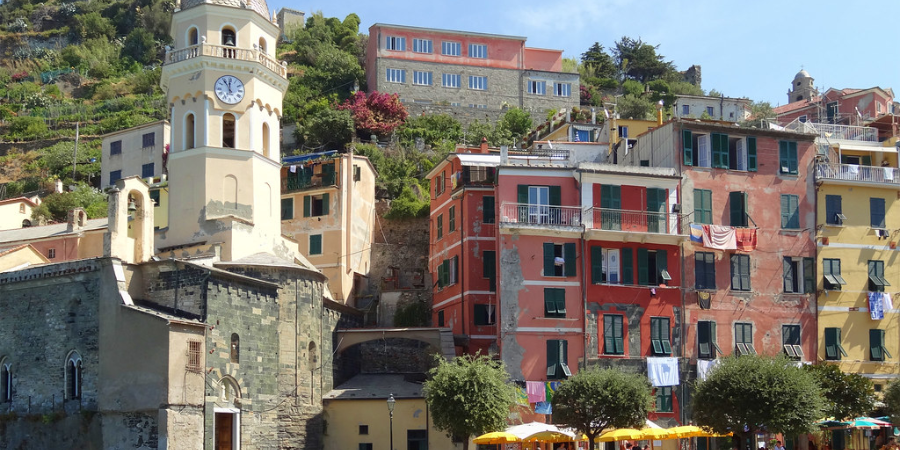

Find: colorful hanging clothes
647;357;680;387
869;292;885;320
735;228;758;251
690;224;704;243
514;386;529;406
534;401;552;415
545;381;561;403
525;381;545;403
702;225;737;250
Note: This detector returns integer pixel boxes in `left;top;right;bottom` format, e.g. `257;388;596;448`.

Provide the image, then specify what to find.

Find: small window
65;351;83;399
735;322;755;355
436;213;443;239
482;196;495;224
729;191;749;227
441;41;461;56
142;132;155;148
281;198;293;220
868;260;890;292
781;194;800;229
359;425;369;435
359;444;373;450
871;198;886;229
783;257;815;294
230;333;239;363
823;259;847;290
18;204;25;214
694;189;712;224
186;340;202;373
0;358;11;402
591;247;621;285
437;310;445;327
650;317;672;356
109;170;122;185
48;248;56;259
697;321;722;359
468;43;487;58
603;314;624;355
483;250;497;292
309;234;323;255
546;339;571;379
303;193;330;217
554;83;571;97
706;106;714;116
142;163;154;179
824;327;848;360
468;76;487;90
543;288;566;318
412;71;432;86
222;113;235;148
386;68;406;83
655;386;673;413
473;304;495;325
528;80;546;95
110;140;122;155
694;252;716;290
870;329;892;361
544;242;576;277
412;38;432;53
448;206;456;232
782;325;803;360
825;195;844;225
779;141;799;174
682;105;690;116
385;36;405;51
442;73;460;88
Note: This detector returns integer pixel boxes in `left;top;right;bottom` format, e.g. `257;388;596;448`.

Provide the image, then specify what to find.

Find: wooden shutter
803;257;815;293
591;246;604;284
731;255;741;291
543;243;555;276
604;315;615;353
483;250;496;278
546;340;559;377
729;191;745;227
871;198;886;228
613;317;623;354
783;258;794;293
303;195;311;217
564;243;576;276
483;196;495;223
610;186;621;209
870;329;884;361
747;136;757;171
824;328;838;360
322;193;330;215
656;250;668;282
780;195;791;228
712;133;728;168
622;248;633;285
637;248;649;285
698;321;711;358
549;186;561;206
683;129;693;166
600;185;611;209
555;289;566;315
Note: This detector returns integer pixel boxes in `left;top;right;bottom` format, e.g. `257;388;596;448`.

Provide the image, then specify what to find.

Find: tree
123;28;157;65
497;107;533;144
885;380;900;426
31;185;108;223
553;368;652;450
692;355;825;449
613;37;676;83
338;91;408;140
581;42;617;80
617;94;655;120
805;364;875;421
424;354;515;450
300;106;354;150
398;113;462;152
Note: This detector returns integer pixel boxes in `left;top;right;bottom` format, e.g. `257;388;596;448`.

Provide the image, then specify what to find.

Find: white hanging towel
697;359;720;381
647;357;680;387
884;293;894;311
290;165;297;173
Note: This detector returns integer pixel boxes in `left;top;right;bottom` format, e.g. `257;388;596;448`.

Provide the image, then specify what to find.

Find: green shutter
741;256;751;291
483;196;495;223
622;248;633;285
546;340;559;377
610;186;621;209
564;243;576;277
783;258;794;293
309;235;322;255
698;322;710;358
694;189;712;224
729;191;744;227
483;250;496;278
437;262;445;288
683;129;693;166
656;250;668;281
803;257;815;293
731;255;741;290
614;317;623;354
871;198;886;228
780;195;790;228
591;246;603;284
544;288;556;316
549;185;561;206
442;260;450;287
322;193;330;215
600;185;611;209
303;195;311;217
747;137;757;171
712;133;728;168
779;141;788;173
637;248;649;285
555;289;566;315
518;185;528;204
543;243;555;276
871;329;884;361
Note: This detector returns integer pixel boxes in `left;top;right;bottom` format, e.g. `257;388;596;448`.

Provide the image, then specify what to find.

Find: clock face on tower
214;75;245;104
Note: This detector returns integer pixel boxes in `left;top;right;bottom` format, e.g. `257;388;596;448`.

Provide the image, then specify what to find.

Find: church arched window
223;113;235;148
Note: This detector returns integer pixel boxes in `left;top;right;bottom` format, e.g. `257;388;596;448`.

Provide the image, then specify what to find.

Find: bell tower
159;0;288;261
788;69;816;104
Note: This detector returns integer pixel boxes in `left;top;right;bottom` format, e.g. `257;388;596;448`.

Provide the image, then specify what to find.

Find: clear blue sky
267;0;900;107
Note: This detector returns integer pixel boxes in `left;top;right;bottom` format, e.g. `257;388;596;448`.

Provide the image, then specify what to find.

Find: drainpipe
679;182;687;427
579;171;589;370
459;190;467;348
345;150;354;305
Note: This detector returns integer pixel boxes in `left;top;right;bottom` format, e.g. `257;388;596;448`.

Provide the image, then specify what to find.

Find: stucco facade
775;70;894;125
0;197;37;230
101;121;170;187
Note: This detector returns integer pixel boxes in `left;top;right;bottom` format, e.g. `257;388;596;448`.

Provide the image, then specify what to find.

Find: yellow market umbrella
522;430;578;443
473;431;520;444
639;428;674;440
598;428;644;442
668;426;705;438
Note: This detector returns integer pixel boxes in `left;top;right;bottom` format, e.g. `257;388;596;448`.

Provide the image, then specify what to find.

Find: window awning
456;154;501;167
869;274;890;286
825;274;847;286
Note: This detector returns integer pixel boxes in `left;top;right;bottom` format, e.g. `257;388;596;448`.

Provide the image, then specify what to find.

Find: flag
515;386;529;406
535;401;552;415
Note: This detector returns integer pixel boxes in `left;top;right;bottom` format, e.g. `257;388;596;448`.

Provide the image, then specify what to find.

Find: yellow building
0;197;38;230
323;374;454;450
814;122;900;391
281;151;377;307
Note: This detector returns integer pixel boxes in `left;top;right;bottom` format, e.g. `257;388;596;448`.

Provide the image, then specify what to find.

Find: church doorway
215;410;239;450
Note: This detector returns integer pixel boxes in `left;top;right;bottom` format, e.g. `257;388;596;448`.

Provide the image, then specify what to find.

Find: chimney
480;137;489;154
500;145;508;165
67;208;86;233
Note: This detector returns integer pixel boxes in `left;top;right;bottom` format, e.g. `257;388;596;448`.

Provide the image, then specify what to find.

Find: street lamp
387;393;396;450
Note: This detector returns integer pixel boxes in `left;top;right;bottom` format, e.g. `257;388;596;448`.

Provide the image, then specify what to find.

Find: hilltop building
776;69;895;125
101;120;170;187
366;23;579;125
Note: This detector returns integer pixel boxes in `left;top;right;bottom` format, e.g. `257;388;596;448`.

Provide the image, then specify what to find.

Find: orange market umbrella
597;428;644;442
668;425;704;438
639;428;674;440
473;431;520;445
522;430;579;443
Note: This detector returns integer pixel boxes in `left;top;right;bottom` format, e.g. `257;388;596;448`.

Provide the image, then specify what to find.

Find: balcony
785;121;878;143
584;208;687;245
164;43;287;78
815;163;900;188
282;169;337;193
499;203;582;230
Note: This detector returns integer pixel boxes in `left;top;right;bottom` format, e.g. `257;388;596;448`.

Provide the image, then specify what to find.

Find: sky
267;0;900;107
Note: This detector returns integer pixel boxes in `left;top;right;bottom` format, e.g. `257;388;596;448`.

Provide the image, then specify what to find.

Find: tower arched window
0;358;11;403
189;28;199;46
262;122;270;158
230;333;240;363
186;113;196;149
222;28;236;58
308;341;317;367
223;113;235;148
258;37;266;55
65;351;82;400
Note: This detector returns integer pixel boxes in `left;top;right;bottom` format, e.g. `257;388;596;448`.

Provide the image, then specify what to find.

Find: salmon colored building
776;69;894;125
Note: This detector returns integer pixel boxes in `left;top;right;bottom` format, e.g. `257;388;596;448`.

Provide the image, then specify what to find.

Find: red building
427;142;500;356
776;69;894;124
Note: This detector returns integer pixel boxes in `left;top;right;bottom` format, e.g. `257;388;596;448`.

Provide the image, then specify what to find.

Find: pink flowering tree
338;91;408;139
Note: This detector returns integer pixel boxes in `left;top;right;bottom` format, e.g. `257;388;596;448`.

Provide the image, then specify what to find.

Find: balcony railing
815;163;900;185
164;43;287;78
785;120;878;142
587;208;686;235
282;171;337;193
499;203;582;227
